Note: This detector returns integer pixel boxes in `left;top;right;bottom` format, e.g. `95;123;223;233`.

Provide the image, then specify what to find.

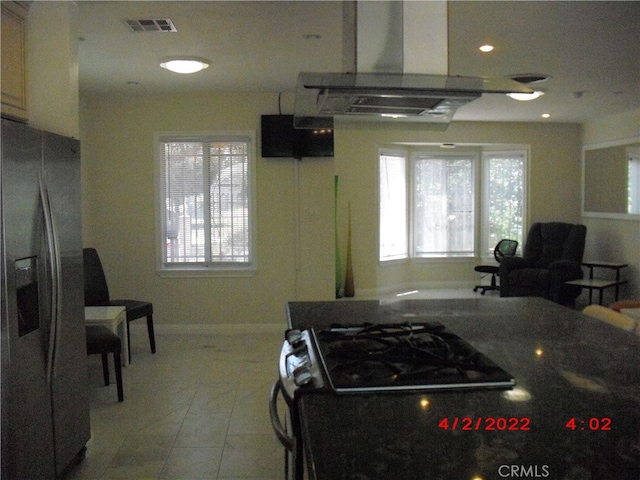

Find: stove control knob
286;329;304;348
293;364;313;386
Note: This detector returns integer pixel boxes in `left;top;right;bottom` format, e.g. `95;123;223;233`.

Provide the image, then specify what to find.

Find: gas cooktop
312;322;515;393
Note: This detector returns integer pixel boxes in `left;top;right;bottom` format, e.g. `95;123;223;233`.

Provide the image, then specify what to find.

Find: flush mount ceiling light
160;57;210;74
507;91;545;101
506;73;549;101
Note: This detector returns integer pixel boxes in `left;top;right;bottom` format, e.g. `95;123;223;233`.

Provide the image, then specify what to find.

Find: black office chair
83;247;155;363
474;239;519;295
86;326;124;402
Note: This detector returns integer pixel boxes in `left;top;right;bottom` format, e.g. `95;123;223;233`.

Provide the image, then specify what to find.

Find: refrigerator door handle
39;175;62;383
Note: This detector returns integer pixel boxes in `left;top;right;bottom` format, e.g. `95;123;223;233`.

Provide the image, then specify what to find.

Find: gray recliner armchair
499;222;587;306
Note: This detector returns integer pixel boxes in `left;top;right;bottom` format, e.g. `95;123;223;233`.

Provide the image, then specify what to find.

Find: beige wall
27;1;79;137
80;91;584;326
80;93;332;327
582;108;640;301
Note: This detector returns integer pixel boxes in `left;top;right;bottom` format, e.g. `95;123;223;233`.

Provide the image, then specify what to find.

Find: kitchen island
284;297;640;480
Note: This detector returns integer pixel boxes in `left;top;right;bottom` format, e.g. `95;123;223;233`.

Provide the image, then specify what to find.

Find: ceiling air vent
509;73;551;85
125;19;177;33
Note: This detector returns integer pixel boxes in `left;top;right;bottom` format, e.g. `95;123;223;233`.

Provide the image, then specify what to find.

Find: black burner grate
314;323;514;392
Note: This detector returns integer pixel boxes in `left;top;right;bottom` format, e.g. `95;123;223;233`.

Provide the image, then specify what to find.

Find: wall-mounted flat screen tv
261;115;334;159
261;115;294;157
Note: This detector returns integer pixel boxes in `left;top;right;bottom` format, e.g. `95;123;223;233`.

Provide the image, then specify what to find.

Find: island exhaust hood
294;2;532;130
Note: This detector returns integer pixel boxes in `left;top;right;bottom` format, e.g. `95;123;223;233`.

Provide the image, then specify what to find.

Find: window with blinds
158;134;254;271
413;154;475;257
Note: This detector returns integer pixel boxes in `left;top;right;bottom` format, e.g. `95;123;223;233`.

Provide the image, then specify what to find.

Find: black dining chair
473;239;519;295
86;325;124;402
83;247;155;363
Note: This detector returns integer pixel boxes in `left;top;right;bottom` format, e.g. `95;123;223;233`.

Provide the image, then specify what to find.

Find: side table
85;306;129;367
565;261;628;305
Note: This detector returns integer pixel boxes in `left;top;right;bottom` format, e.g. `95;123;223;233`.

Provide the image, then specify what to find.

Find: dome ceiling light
506;73;550;101
160;57;210;74
507;91;545;101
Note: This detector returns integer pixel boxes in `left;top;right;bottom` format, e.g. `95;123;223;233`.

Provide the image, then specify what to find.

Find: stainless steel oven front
269;329;325;480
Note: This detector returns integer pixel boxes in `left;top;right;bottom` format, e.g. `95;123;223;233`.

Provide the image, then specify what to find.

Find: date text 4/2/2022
438;417;531;431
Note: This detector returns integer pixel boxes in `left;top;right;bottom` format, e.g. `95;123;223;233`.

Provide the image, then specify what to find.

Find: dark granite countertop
286;298;640;480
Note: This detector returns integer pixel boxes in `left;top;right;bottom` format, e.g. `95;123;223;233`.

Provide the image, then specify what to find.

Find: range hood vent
293;2;532;129
294;72;531;130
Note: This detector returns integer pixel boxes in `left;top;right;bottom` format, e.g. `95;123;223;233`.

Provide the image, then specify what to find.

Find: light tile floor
68;330;285;480
66;288;517;480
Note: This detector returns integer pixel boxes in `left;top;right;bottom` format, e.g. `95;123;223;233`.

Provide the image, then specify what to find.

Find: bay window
379;146;527;260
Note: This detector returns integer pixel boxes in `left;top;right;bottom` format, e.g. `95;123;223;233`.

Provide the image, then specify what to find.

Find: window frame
480;149;528;259
628;151;640;214
154;131;257;277
379;147;409;262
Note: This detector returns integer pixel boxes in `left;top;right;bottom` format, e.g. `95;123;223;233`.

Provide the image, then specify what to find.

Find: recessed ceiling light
160;57;210;74
507;91;545;101
479;44;494;52
541;113;551;118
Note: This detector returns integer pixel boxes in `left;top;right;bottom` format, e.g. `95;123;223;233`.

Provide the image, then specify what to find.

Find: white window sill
157;265;257;278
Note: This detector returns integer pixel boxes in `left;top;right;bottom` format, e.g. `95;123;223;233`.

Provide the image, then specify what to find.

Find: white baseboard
129;323;285;335
130;283;484;335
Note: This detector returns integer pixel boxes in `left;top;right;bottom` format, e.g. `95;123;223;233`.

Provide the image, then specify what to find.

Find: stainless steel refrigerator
1;118;91;479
